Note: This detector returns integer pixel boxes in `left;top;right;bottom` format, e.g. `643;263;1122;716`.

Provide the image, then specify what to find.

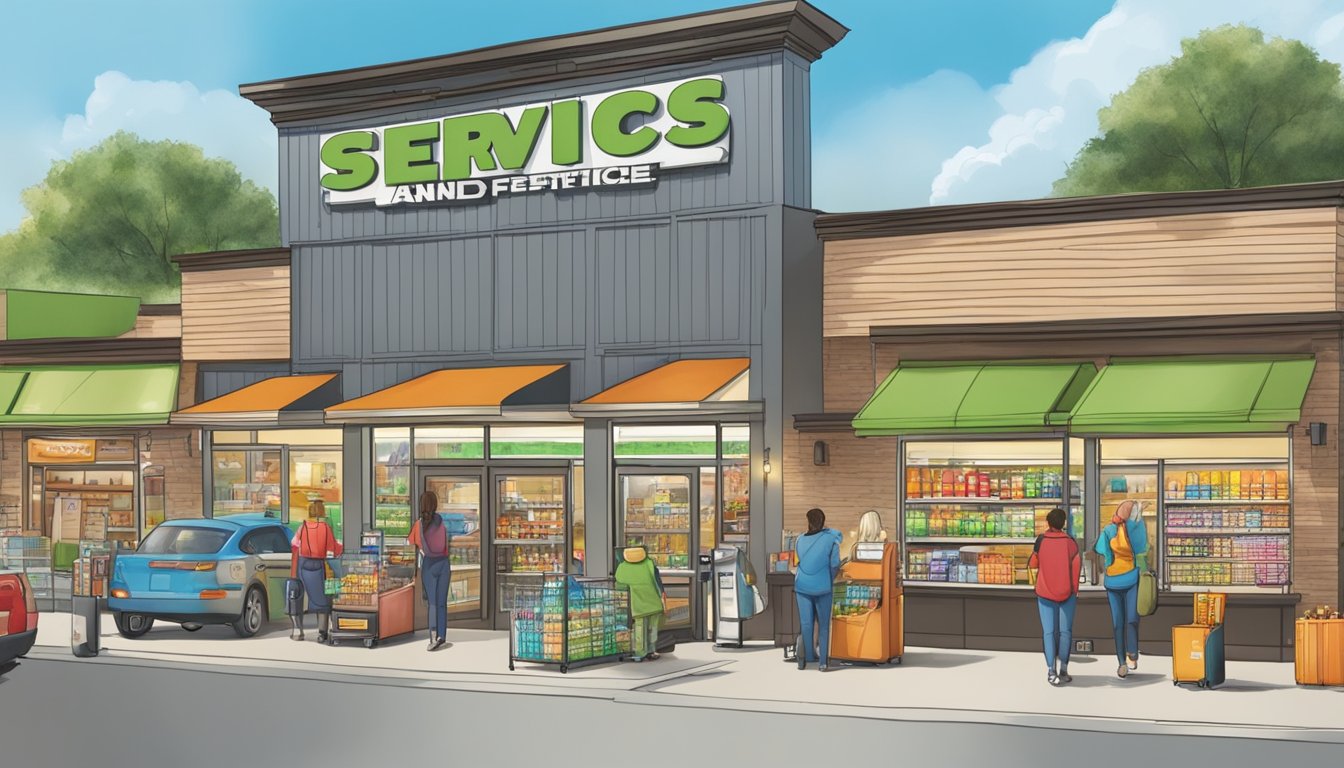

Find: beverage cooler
829;542;904;665
329;531;417;648
493;473;569;629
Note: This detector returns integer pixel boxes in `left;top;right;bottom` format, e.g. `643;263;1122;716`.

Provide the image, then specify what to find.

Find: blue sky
2;0;1343;230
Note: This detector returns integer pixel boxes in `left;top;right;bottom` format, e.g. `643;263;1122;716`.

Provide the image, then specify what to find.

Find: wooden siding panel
824;208;1341;335
181;266;290;360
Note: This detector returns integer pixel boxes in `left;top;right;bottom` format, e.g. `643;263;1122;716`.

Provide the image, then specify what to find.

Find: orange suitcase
1295;618;1344;686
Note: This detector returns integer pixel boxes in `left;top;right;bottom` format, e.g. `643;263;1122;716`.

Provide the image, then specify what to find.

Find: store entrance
616;469;716;641
419;471;487;630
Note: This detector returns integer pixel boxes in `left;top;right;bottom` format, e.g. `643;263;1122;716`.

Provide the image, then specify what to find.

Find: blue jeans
1036;595;1077;670
796;591;833;665
423;556;450;639
1106;583;1140;664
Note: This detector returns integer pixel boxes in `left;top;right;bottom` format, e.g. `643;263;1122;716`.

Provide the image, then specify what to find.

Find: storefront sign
28;439;96;464
95;439;135;463
319;76;731;207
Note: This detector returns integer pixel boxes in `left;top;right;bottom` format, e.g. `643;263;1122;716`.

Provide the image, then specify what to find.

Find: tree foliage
1054;25;1344;197
0;132;278;302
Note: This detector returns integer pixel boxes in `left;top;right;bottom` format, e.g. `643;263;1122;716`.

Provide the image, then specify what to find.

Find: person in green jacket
615;546;667;661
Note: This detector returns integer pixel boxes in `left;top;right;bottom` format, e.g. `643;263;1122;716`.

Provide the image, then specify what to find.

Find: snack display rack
622;483;692;570
509;574;631;673
495;474;568;615
1162;462;1291;592
329;531;417;648
827;541;904;665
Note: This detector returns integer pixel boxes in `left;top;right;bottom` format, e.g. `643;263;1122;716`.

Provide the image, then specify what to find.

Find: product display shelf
1;536;56;610
905;497;1064;505
509;574;631;673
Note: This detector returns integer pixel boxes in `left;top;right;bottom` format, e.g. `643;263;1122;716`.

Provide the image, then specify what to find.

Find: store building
174;1;845;636
789;183;1344;661
0;289;204;610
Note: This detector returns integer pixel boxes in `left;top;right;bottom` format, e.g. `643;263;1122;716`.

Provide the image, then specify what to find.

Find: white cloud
813;0;1344;212
812;70;1001;212
0;71;275;232
928;0;1344;206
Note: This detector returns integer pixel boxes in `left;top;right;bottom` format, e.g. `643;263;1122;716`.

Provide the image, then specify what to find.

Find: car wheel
114;612;154;639
181;623;204;632
232;586;266;638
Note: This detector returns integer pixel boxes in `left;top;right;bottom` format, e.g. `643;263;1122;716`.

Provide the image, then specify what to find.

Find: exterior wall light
813;441;829;466
1309;422;1327;446
762;447;772;476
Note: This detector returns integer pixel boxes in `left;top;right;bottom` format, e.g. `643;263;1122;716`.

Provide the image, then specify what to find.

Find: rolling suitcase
284;578;304;616
1295;618;1344;686
1172;623;1225;688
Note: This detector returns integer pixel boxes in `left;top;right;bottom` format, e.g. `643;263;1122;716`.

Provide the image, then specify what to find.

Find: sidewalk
32;613;1344;742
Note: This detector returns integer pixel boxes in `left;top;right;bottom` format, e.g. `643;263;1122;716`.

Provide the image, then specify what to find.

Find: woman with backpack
1094;499;1150;679
793;508;842;671
289;500;343;644
408;490;451;651
1029;508;1081;686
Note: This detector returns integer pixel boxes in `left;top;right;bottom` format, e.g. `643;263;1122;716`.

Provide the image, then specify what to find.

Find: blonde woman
849;510;887;560
1094;499;1149;678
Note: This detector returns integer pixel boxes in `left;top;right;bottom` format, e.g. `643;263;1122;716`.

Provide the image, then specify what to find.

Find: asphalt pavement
2;655;1341;768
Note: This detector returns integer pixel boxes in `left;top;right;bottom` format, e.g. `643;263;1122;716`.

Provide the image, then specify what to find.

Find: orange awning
325;364;570;423
172;373;340;427
572;358;758;417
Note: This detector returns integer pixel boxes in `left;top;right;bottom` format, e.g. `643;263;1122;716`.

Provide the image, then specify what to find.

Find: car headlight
216;559;248;586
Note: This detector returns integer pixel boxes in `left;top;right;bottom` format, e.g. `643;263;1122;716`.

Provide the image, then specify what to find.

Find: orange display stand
829;541;904;665
1295;618;1344;687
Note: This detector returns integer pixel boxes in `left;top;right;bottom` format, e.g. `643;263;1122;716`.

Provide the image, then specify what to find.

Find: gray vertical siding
198;362;292;401
782;53;812;209
495;231;586;351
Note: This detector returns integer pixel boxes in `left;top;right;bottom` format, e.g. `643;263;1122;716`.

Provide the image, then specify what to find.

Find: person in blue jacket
794;507;842;671
1094;499;1149;679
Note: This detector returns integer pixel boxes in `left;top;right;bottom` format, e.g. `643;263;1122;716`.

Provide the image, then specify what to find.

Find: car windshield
138;526;231;555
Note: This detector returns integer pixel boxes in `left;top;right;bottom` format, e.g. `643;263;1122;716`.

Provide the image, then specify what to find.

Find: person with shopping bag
1094;499;1150;678
290;500;343;644
615;545;667;661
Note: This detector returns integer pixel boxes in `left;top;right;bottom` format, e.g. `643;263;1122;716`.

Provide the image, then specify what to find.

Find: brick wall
148;428;204;519
784;428;897;559
1290;338;1339;609
0;431;22;523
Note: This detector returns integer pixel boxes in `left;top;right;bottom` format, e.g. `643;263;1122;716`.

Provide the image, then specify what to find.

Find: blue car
109;515;293;639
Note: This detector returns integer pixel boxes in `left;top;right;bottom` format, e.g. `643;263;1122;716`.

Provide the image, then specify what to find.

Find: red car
0;572;39;674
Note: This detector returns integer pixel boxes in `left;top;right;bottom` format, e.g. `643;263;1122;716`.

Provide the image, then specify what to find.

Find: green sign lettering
590;90;659;157
319;131;378;191
550;100;583;166
384;122;440;185
665;78;730;148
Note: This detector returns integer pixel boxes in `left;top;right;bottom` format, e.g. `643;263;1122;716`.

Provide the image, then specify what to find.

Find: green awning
853;362;1097;436
3;290;140;340
1066;357;1315;434
0;365;180;425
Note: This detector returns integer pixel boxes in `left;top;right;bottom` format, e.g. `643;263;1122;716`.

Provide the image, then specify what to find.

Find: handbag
1116;521;1158;616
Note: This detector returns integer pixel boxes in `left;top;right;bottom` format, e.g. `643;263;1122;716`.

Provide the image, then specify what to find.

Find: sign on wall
318;76;731;208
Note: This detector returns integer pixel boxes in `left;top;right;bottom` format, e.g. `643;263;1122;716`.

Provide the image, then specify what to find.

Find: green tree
0;131;278;302
1054;25;1344;197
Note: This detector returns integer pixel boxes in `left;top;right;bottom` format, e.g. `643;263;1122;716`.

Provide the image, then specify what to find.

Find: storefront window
1100;437;1291;593
721;424;750;459
212;449;282;519
614;424;718;459
289;450;342;539
414;427;485;460
257;429;344;446
490;425;583;458
141;465;167;529
572;463;585;572
903;439;1067;587
374;428;412;535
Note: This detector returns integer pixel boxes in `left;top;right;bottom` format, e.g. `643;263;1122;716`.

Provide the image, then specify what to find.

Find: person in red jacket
1029;508;1081;685
290;501;344;644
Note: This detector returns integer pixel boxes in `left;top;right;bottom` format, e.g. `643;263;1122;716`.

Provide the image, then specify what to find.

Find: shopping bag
284;578;304;616
1137;570;1158;617
323;578;343;596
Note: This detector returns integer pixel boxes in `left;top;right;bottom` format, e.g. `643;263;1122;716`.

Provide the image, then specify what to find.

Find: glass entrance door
617;471;703;640
421;473;486;628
